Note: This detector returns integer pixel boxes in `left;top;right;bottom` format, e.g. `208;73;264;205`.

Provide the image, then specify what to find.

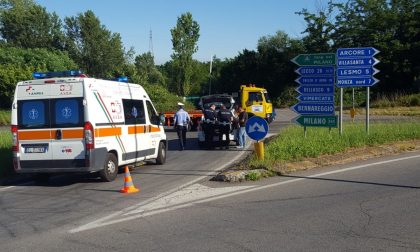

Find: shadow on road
167;138;242;152
281;174;420;189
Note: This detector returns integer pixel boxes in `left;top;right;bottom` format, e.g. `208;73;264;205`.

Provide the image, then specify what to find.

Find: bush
0;130;12;177
0;47;78;109
409;95;420;106
371;93;420;108
143;83;194;112
245;171;261;181
0;109;11;125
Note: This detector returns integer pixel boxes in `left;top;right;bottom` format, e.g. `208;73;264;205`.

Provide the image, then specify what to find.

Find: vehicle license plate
25;146;46;153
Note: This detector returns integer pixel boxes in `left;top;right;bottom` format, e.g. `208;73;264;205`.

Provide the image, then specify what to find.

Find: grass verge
351;106;420;117
244;121;420;174
0;130;12;177
0;109;11;125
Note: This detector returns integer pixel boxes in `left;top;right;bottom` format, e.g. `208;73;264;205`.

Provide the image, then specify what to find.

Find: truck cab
239;84;273;123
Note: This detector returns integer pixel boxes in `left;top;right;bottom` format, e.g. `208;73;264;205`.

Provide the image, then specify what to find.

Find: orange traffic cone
120;166;139;193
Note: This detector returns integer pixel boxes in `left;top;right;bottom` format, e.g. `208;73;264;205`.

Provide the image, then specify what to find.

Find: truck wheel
99;153;118;182
156;142;166;165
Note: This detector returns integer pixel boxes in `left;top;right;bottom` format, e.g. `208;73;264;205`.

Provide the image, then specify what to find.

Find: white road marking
0;186;15;191
69;153;420;233
70;184;255;233
0;181;34;191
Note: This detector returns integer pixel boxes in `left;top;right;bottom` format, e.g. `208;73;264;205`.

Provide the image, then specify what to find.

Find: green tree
170;12;200;96
332;0;420;92
64;10;125;77
257;31;305;98
0;46;77;108
134;52;165;86
0;64;31;108
0;0;64;50
296;1;335;53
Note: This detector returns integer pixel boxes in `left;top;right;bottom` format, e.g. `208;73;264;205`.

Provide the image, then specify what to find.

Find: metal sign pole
366;86;370;134
340;88;343;135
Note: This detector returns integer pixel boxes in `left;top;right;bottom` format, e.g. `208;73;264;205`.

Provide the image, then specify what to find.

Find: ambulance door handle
56;129;62;140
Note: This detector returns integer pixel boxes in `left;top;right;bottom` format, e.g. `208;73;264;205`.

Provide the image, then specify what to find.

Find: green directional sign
294;115;338;128
291;53;336;66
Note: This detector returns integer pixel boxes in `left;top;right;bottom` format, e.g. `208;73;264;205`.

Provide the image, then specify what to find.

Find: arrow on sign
296;85;335;95
295;76;335;85
336;77;379;87
336;67;379;77
291;102;335;115
337;57;379;67
293;115;338;127
337;47;380;58
295;66;335;76
291;53;335;66
297;94;334;103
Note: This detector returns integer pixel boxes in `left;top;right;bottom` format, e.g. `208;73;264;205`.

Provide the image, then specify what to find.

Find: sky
36;0;335;64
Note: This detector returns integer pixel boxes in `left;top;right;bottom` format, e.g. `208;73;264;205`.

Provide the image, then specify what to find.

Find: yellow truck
235;84;274;123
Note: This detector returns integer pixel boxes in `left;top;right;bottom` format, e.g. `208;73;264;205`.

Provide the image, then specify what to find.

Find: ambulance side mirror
152;114;163;125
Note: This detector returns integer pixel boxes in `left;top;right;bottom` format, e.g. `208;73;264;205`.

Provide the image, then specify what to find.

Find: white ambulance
11;70;167;182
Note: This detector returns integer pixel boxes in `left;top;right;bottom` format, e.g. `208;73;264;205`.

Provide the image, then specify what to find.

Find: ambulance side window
18;100;48;129
123;99;146;125
145;100;159;125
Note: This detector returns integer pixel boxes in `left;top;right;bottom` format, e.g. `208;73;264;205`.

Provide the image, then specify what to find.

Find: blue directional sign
337;57;379;68
337;47;379;58
337;67;379;77
295;76;335;85
336;77;379;87
245;116;269;141
292;102;335;115
336;47;380;88
296;85;334;95
295;66;335;76
298;94;334;103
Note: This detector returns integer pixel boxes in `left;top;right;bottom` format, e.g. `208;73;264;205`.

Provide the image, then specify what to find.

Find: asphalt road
1;109;419;251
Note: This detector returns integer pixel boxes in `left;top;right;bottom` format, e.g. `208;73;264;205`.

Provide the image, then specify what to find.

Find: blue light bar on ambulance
114;76;128;82
32;70;84;79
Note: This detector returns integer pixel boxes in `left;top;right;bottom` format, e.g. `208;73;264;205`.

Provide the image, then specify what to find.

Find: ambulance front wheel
156;142;166;165
100;153;118;182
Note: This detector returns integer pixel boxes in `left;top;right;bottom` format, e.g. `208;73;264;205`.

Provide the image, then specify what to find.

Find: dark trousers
203;123;214;148
219;124;230;147
176;125;187;149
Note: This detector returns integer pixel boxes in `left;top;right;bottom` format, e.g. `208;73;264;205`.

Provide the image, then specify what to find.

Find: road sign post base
254;141;264;161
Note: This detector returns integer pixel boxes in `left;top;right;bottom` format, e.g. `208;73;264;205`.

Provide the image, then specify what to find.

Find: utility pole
149;28;154;56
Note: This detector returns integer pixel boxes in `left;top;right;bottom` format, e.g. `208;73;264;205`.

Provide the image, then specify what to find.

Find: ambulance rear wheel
100;153;118;182
156;142;166;165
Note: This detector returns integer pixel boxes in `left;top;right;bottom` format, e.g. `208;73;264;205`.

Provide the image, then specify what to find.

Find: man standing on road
237;105;248;149
218;104;233;149
203;104;217;149
174;102;190;151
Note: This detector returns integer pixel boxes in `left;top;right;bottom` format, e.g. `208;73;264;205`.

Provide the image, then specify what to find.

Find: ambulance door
50;97;85;167
145;100;161;158
122;99;150;162
47;80;85;167
17;98;53;168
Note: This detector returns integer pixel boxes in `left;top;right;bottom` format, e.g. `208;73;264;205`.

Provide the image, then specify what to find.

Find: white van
11;70;167;181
